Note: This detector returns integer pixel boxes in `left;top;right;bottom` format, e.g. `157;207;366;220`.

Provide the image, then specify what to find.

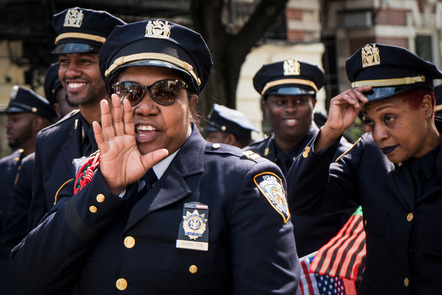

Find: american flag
299;252;357;295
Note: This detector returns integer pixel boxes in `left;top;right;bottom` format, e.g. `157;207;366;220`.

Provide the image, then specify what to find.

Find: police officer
28;7;125;228
245;59;355;257
44;62;78;118
288;43;442;294
11;19;300;295
1;61;79;262
205;103;259;148
0;85;56;295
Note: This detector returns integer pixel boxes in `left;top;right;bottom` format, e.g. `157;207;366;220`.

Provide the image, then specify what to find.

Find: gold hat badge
361;44;380;68
63;8;84;28
283;59;300;76
145;20;171;39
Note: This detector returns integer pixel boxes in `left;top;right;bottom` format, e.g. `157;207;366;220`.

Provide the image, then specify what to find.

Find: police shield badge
176;202;209;251
254;172;290;223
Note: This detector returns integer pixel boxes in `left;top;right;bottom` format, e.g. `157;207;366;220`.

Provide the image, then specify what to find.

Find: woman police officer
11;19;300;294
287;43;442;294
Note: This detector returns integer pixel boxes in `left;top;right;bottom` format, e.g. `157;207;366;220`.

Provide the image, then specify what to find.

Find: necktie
136;169;158;202
121;169;157;222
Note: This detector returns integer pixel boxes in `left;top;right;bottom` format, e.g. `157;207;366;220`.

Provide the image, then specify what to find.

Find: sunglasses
112;79;189;106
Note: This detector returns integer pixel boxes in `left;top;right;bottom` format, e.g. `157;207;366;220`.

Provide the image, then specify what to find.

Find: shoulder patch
254;172;290;223
242;150;261;160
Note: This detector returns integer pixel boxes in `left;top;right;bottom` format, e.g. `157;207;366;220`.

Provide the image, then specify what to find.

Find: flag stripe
341;222;365;279
315;214;361;275
299;256;320;295
310;213;357;272
330;215;364;276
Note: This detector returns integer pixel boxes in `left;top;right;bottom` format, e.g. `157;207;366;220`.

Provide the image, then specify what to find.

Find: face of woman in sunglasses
117;66;197;155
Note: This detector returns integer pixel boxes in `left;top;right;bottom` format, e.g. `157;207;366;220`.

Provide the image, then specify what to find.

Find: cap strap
105;52;201;86
262;78;319;95
55;32;107;45
351;75;426;88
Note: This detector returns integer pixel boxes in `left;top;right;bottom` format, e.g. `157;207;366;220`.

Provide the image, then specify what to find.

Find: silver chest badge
176;202;209;251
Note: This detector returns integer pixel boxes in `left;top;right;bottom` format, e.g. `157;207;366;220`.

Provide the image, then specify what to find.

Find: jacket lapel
124;127;206;231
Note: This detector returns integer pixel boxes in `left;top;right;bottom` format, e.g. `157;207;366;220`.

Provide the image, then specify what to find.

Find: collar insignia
283;59;300;76
64;8;84;28
145;20;171;39
361;44;380;68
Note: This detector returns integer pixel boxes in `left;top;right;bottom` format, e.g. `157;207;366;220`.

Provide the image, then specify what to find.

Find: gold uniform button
124;236;135;248
89;206;97;213
116;278;128;290
404;277;409;287
189;265;198;274
407;212;413;222
96;194;105;203
305;146;311;153
364;220;367;226
302;151;308;158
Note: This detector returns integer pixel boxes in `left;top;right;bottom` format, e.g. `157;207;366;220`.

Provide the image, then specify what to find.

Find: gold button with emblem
32;107;38;113
302;146;310;158
96;194;105;203
124;236;135;248
189;264;198;274
116;278;128;290
406;212;413;222
404;277;409;287
212;143;220;149
89;206;97;213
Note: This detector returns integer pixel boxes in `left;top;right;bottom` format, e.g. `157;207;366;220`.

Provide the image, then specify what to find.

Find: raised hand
315;86;371;151
92;94;168;195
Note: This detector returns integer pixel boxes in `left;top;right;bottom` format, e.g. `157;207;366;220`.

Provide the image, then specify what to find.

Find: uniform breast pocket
363;202;389;237
156;243;228;281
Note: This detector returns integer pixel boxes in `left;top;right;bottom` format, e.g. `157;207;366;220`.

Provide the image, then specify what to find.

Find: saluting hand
92;94;168;195
315;86;371;151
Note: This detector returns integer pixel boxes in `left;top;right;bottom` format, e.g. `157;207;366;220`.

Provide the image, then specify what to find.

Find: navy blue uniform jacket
287;130;442;294
11;127;300;295
0;149;23;294
245;123;354;257
29;110;91;228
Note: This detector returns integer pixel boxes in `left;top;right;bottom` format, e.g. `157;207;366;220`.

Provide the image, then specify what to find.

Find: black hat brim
363;85;429;101
52;43;101;54
266;86;316;96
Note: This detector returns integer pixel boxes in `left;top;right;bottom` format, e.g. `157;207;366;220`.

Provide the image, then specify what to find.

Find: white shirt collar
152;149;179;179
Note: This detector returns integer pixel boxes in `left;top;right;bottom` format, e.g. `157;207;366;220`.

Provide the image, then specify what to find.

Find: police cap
206;104;258;138
44;62;62;105
52;7;125;54
3;86;57;122
253;59;325;97
99;19;213;95
346;43;442;101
